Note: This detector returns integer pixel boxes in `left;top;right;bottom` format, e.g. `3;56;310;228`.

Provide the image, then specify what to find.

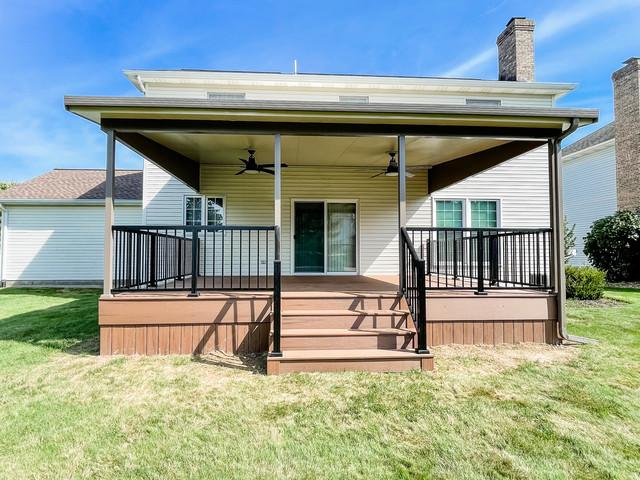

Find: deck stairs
266;291;434;374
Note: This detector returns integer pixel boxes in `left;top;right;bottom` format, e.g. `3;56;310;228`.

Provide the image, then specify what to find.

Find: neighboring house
0;169;142;286
563;58;640;265
64;18;598;374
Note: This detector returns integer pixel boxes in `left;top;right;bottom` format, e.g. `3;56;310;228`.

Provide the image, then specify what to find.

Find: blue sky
1;0;639;182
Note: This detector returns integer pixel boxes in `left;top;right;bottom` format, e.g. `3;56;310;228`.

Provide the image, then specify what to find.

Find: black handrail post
149;233;157;287
270;226;283;357
475;230;487;295
188;227;200;297
416;257;429;354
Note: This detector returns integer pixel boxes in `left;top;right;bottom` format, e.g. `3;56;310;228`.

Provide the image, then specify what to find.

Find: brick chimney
613;58;640;211
497;17;535;82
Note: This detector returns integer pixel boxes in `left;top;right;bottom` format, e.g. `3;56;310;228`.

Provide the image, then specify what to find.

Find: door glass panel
327;203;357;273
294;202;325;273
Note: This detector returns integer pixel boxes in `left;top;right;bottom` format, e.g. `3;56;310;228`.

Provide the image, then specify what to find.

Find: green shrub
565;265;606;300
583;210;640;282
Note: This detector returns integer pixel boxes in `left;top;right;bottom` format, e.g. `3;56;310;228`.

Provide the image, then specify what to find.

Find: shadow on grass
0;288;101;355
192;353;266;374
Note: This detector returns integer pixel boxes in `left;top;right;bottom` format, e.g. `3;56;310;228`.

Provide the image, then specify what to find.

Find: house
0;169;142;286
63;18;598;374
562;58;640;265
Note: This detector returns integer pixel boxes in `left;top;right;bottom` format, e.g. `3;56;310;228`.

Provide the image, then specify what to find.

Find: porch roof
64;96;598;192
65;96;598;131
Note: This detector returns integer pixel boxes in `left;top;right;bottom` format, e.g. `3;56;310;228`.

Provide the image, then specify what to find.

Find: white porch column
103;129;116;297
398;134;407;291
274;133;282;260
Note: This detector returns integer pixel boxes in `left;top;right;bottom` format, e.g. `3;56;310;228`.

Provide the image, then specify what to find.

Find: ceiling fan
235;149;288;175
371;152;415;178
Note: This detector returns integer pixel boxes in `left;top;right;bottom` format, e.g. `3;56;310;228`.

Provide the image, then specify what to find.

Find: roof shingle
0;169;142;201
562;122;615;156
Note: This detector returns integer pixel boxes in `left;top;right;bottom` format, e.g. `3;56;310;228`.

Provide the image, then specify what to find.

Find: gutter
553;119;597;345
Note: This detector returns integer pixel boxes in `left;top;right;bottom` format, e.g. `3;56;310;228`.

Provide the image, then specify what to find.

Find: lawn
0;288;638;479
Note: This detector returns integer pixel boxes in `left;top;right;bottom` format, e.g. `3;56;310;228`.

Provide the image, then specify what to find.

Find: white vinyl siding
432;146;550;229
143;160;197;224
563;142;617;265
1;205;141;282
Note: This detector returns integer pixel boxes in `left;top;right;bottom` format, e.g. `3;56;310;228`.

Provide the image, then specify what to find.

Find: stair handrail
400;227;429;354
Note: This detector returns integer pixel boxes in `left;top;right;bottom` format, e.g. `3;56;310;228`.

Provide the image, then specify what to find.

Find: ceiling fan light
385;171;399;177
245;169;259;174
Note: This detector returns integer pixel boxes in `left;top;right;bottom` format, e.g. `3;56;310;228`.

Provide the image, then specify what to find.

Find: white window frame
183;195;226;226
432;197;502;228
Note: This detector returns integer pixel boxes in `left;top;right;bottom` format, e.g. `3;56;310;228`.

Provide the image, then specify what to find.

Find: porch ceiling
139;133;509;168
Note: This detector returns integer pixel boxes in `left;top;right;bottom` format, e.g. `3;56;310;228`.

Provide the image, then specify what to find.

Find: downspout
551;118;596;345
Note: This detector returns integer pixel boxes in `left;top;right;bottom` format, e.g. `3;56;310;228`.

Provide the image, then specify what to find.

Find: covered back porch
65;96;597;371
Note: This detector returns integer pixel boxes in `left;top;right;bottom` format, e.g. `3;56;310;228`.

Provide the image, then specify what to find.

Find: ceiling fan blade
239;158;248;165
260;168;275;175
260;163;289;168
235;169;246;175
370;172;384;178
407;172;415;178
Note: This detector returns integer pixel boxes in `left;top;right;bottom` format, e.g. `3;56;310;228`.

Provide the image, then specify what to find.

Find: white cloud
443;0;640;78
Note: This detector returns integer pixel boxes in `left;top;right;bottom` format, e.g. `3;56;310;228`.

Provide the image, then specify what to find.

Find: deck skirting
98;287;559;356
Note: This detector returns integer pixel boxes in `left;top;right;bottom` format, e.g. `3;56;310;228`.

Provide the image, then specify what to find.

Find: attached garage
0;169;142;286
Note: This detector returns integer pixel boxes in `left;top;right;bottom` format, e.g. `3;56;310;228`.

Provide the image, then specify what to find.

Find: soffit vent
208;92;247;101
465;98;502;106
339;95;370;104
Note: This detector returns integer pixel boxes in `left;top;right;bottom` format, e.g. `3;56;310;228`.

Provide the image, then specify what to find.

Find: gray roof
563;122;615;156
0;169;142;201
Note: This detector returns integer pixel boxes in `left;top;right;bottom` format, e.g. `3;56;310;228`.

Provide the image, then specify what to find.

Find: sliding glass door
327;203;357;273
293;201;357;274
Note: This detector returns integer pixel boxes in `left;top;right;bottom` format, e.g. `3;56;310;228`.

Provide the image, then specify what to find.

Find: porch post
274;133;282;253
103;129;116;297
548;138;566;337
398;134;407;291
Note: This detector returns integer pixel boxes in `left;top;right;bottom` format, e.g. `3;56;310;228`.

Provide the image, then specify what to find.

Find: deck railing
111;225;283;354
405;227;553;293
400;228;428;353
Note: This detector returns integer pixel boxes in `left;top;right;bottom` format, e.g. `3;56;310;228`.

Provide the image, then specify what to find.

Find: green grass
0;288;639;479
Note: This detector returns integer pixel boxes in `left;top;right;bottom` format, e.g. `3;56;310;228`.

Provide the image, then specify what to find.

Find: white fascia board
124;69;576;98
0;199;142;207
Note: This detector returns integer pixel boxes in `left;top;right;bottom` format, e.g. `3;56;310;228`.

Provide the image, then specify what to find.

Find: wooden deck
100;275;559;373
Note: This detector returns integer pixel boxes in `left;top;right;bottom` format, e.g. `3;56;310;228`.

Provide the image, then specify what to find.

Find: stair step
281;309;410;329
277;327;415;350
282;293;405;311
267;349;434;374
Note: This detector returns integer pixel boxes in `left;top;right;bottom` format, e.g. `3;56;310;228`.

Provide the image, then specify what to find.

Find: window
470;200;498;228
436;200;463;227
185;196;203;226
185;196;225;225
207;92;246;101
207;197;224;225
465;98;502;107
339;95;369;104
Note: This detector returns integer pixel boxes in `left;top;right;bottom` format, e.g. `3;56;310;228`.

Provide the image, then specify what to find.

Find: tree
564;216;576;264
584;210;640;282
